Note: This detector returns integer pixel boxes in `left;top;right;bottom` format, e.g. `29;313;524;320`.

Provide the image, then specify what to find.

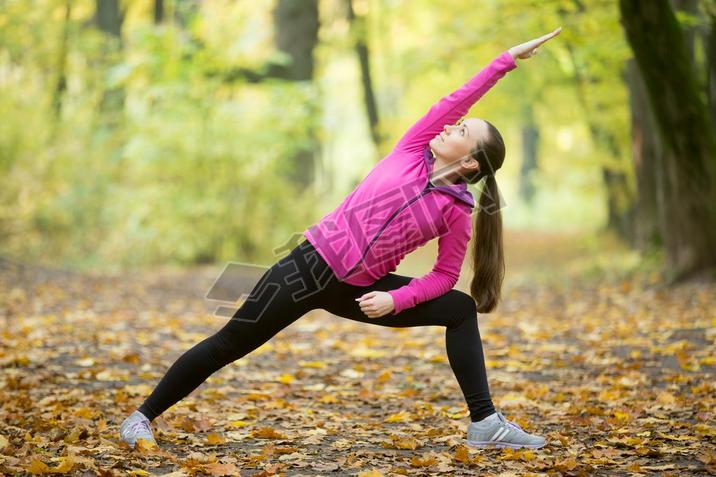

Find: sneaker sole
467;439;546;449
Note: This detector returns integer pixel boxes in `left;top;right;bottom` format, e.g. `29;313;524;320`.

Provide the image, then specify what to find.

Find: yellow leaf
203;462;239;476
230;420;250;427
384;411;411;423
27;459;50;475
357;469;385;477
384;435;421;450
522;450;536;461
128;470;151;476
613;410;630;423
410;455;437;467
277;374;294;384
298;360;327;368
597;389;620;401
135;438;159;453
656;431;692;441
243;393;272;401
251;427;287;439
657;391;676;404
556;457;578;471
207;433;226;445
74;407;96;419
49;456;74;474
453;445;469;463
320;394;338;404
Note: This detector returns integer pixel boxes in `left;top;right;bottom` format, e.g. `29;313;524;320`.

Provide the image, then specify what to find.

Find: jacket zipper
340;181;436;281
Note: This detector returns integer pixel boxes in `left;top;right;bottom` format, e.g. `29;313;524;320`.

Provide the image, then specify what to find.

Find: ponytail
469;174;504;313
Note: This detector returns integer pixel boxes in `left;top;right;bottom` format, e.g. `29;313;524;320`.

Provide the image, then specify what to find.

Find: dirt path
0;230;714;476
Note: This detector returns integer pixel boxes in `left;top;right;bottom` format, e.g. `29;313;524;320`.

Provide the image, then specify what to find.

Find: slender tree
94;0;125;129
154;0;164;24
51;0;72;122
346;0;382;147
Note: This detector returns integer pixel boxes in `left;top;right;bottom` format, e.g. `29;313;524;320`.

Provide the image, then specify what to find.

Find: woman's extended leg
136;240;335;422
320;273;496;422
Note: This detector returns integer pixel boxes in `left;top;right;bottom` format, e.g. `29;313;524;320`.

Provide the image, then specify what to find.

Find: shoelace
129;419;152;436
497;412;524;432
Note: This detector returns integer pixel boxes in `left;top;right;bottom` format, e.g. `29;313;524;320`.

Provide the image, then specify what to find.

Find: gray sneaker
119;410;157;448
466;411;546;449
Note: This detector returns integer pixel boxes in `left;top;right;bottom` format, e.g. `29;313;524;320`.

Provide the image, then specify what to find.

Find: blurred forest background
1;2;715;473
1;0;715;282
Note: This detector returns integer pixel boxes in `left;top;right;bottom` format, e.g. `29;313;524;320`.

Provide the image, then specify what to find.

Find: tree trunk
154;0;164;24
94;0;125;130
518;103;539;205
620;0;716;281
199;1;322;190
95;0;122;39
595;124;635;242
51;0;72;123
708;7;716;137
625;58;663;252
346;0;382;147
671;0;699;58
272;0;319;81
271;0;320;189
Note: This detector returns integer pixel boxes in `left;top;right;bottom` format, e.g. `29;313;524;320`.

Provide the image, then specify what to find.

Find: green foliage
0;1;319;269
0;0;654;269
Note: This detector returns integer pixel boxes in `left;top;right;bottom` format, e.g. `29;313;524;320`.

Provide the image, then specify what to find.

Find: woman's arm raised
508;27;561;60
393;50;517;156
393;27;562;156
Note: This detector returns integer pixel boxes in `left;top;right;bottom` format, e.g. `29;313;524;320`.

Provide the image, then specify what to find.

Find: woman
120;27;562;450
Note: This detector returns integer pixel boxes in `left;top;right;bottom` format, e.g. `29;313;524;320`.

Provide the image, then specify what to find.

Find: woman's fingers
509;27;561;60
526;27;561;52
537;27;561;45
540;27;561;41
359;301;376;311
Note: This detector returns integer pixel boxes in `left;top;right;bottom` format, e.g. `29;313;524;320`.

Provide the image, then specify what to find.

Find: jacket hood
423;145;476;208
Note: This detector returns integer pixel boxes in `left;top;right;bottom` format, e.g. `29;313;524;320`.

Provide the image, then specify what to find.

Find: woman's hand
355;291;395;319
508;27;562;60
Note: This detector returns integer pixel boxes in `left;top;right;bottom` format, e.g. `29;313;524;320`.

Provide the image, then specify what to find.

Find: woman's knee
449;290;478;326
205;327;242;366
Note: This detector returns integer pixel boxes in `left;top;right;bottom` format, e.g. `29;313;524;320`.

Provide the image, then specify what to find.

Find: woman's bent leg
321;273;496;422
138;240;334;421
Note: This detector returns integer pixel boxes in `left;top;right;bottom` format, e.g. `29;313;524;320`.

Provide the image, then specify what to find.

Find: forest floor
0;229;714;476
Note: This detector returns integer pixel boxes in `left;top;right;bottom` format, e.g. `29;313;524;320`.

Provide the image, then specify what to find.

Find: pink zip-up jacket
303;50;517;315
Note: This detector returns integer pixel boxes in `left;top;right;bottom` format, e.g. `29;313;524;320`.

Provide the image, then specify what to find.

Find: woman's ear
461;155;480;173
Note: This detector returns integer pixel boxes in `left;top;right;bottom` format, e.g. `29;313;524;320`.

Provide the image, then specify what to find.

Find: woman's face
429;117;489;166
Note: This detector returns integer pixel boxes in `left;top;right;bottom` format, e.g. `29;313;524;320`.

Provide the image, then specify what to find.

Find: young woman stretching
120;27;562;450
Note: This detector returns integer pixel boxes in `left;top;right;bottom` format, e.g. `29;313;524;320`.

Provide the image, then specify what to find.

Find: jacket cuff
500;50;518;71
387;288;410;315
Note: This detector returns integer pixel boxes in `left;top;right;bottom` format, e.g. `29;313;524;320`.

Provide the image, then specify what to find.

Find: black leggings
138;239;496;422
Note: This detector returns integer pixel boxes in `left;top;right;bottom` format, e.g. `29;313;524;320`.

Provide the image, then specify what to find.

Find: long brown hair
463;121;505;313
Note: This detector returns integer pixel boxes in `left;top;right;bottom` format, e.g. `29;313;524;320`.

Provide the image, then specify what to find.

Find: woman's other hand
355;291;395;319
508;27;562;60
